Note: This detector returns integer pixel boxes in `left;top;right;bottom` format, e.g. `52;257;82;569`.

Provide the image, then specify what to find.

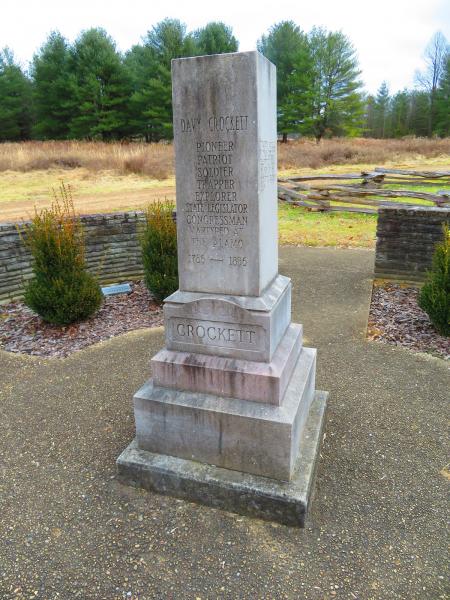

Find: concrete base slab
117;390;328;527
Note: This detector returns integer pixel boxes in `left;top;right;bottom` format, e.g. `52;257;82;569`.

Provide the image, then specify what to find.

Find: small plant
141;201;178;302
22;183;103;325
418;223;450;336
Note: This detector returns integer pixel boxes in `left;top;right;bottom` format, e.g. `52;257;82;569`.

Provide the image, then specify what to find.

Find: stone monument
117;51;328;527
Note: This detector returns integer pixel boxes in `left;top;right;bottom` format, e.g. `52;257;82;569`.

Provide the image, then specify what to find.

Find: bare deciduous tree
416;31;449;134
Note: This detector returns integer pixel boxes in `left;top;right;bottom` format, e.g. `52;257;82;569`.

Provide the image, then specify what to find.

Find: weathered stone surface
118;390;328;527
116;52;328;525
172;52;277;297
165;273;290;312
152;323;302;404
164;277;291;361
0;212;146;303
135;347;316;481
375;207;450;281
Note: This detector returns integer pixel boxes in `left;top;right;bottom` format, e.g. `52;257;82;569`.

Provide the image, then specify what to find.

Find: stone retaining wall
0;212;146;303
375;207;450;282
2;207;448;302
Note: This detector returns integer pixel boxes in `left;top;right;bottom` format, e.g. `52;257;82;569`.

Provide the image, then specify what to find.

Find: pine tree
257;21;309;142
126;19;196;141
31;31;74;139
144;18;196;70
0;48;32;141
141;201;178;302
193;22;238;55
435;55;450;137
415;31;449;135
23;184;103;325
124;44;156;141
372;82;391;138
364;95;376;137
408;91;431;137
419;225;450;337
140;64;174;141
390;91;410;137
280;45;316;138
69;28;131;140
307;28;364;141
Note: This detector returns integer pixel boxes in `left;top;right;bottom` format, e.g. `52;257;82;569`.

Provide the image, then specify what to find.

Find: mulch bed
368;283;449;360
2;280;448;361
0;281;163;358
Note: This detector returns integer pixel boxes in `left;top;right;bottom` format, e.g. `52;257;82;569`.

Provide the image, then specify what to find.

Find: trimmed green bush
418;224;450;337
141;201;178;302
22;183;103;325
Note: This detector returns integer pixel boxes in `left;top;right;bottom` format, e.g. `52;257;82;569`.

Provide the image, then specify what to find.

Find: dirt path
0;186;176;222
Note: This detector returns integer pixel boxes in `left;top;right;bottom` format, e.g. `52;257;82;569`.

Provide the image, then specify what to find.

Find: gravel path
368;283;449;359
0;282;163;358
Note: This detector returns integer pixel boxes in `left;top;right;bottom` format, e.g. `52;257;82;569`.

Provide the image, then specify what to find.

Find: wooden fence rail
277;168;450;214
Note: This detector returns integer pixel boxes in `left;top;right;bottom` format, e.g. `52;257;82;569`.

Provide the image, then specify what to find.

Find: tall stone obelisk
117;52;328;526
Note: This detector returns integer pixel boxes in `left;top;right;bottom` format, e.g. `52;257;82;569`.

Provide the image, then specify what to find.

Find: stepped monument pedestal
117;51;328;527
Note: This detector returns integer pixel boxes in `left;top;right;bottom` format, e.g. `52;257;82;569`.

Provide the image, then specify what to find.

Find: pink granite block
151;323;302;405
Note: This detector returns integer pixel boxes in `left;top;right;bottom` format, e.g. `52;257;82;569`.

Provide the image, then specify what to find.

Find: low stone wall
3;207;448;301
375;207;450;282
0;212;146;303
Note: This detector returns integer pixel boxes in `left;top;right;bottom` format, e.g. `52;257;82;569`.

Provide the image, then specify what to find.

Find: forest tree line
0;20;448;143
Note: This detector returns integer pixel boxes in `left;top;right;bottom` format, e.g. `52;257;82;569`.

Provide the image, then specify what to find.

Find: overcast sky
2;0;449;94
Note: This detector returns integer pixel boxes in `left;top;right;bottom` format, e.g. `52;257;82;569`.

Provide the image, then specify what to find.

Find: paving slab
0;246;448;599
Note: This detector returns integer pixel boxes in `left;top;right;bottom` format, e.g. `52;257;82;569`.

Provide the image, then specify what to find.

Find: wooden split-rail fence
277;168;450;214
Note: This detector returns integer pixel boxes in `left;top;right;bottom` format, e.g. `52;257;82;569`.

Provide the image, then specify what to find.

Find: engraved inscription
172;53;278;295
180;113;251;273
259;140;276;192
169;317;264;351
208;115;248;132
179;116;248;134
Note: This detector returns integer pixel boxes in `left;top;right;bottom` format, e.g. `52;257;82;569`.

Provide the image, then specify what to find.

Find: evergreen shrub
418;224;450;336
22;183;103;325
141;201;178;302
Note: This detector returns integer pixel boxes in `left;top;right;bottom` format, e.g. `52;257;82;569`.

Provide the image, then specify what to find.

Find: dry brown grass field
0;140;173;177
1;137;449;177
0;138;448;247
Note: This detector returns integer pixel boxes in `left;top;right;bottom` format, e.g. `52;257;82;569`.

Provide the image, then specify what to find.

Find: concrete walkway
1;247;448;600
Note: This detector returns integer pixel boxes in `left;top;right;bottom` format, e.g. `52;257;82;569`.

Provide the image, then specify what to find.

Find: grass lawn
278;203;377;248
277;158;449;247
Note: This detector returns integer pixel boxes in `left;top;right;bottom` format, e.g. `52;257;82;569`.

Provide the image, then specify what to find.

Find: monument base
134;347;316;480
116;390;328;527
